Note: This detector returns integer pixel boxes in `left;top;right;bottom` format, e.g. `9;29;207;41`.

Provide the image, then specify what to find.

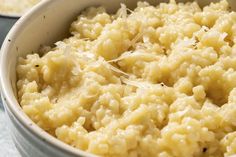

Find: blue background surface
0;100;21;157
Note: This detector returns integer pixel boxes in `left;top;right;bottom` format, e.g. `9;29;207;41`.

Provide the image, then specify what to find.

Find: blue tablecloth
0;100;21;157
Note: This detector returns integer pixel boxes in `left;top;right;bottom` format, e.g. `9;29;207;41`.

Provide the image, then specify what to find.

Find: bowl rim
0;0;45;18
0;0;96;156
0;13;20;19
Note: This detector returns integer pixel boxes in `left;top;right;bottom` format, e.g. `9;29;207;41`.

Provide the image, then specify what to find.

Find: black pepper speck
202;147;207;153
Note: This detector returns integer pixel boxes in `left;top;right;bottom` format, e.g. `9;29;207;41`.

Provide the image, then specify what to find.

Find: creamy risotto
17;0;236;157
0;0;41;15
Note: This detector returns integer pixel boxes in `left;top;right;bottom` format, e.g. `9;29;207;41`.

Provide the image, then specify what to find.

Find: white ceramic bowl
0;0;236;157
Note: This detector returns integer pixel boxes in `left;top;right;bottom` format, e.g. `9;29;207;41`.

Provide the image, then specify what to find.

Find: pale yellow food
0;0;41;15
17;0;236;157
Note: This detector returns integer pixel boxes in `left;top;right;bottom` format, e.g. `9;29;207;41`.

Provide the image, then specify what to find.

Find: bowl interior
1;0;236;155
